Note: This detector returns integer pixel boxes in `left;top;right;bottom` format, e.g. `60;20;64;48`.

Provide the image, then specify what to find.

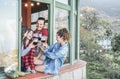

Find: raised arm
44;45;68;59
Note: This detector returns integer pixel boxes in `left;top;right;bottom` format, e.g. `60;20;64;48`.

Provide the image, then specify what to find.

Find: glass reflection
0;0;18;73
55;8;69;36
56;0;68;5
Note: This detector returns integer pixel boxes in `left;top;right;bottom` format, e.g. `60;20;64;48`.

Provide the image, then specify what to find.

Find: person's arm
21;41;36;56
36;50;43;59
44;47;68;59
21;47;31;56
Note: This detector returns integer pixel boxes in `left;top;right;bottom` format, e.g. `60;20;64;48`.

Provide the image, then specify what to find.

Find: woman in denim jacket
34;28;71;74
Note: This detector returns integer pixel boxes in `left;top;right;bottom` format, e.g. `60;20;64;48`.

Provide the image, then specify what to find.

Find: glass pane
55;8;69;42
0;0;18;73
56;0;68;5
55;8;69;63
31;13;39;23
39;10;48;21
31;10;48;23
31;24;37;31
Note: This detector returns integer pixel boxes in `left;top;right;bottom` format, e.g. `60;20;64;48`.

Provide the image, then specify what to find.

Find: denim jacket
43;42;68;74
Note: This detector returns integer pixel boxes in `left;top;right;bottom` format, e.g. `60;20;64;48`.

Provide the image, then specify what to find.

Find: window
0;0;18;73
31;10;48;23
56;0;68;5
55;8;69;42
31;13;39;23
55;8;69;63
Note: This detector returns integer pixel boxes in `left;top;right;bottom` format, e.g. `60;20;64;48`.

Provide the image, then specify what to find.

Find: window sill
5;60;87;79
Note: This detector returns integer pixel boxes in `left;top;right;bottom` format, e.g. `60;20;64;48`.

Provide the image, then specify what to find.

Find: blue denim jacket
43;42;68;74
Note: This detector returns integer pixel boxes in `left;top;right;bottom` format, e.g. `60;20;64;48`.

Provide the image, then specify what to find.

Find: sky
0;0;18;52
80;0;120;18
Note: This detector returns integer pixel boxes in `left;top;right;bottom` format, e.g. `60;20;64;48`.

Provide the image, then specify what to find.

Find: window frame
18;0;80;72
0;0;80;77
55;0;80;64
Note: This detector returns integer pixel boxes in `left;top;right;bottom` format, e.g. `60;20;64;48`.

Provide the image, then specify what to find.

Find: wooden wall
22;0;31;29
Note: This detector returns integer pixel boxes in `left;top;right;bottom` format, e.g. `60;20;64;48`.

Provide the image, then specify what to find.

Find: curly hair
57;28;71;41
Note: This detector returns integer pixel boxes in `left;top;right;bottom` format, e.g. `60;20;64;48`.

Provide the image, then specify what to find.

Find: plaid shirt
21;48;35;70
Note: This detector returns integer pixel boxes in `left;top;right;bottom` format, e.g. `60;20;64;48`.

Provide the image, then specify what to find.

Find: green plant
112;34;120;52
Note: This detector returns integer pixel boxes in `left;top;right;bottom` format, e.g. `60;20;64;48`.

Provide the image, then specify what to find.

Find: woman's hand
40;46;44;52
23;31;28;39
28;41;37;48
42;42;48;48
40;42;48;51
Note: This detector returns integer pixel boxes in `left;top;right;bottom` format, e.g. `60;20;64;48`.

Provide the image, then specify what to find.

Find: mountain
80;0;120;19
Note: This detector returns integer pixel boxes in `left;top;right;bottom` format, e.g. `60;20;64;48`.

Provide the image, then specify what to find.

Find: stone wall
45;66;86;79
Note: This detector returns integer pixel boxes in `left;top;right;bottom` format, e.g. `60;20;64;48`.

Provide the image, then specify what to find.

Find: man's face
37;20;45;30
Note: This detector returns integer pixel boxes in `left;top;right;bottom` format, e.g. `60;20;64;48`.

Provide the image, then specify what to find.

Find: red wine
33;42;38;45
41;40;46;42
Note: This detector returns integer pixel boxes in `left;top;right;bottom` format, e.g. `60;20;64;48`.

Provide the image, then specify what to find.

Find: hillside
80;0;120;33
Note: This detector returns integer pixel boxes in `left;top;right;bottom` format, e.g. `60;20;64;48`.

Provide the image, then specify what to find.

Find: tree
80;6;120;79
80;6;99;30
111;34;120;52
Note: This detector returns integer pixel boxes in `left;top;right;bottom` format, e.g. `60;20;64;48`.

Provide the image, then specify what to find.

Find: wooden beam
22;0;31;28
